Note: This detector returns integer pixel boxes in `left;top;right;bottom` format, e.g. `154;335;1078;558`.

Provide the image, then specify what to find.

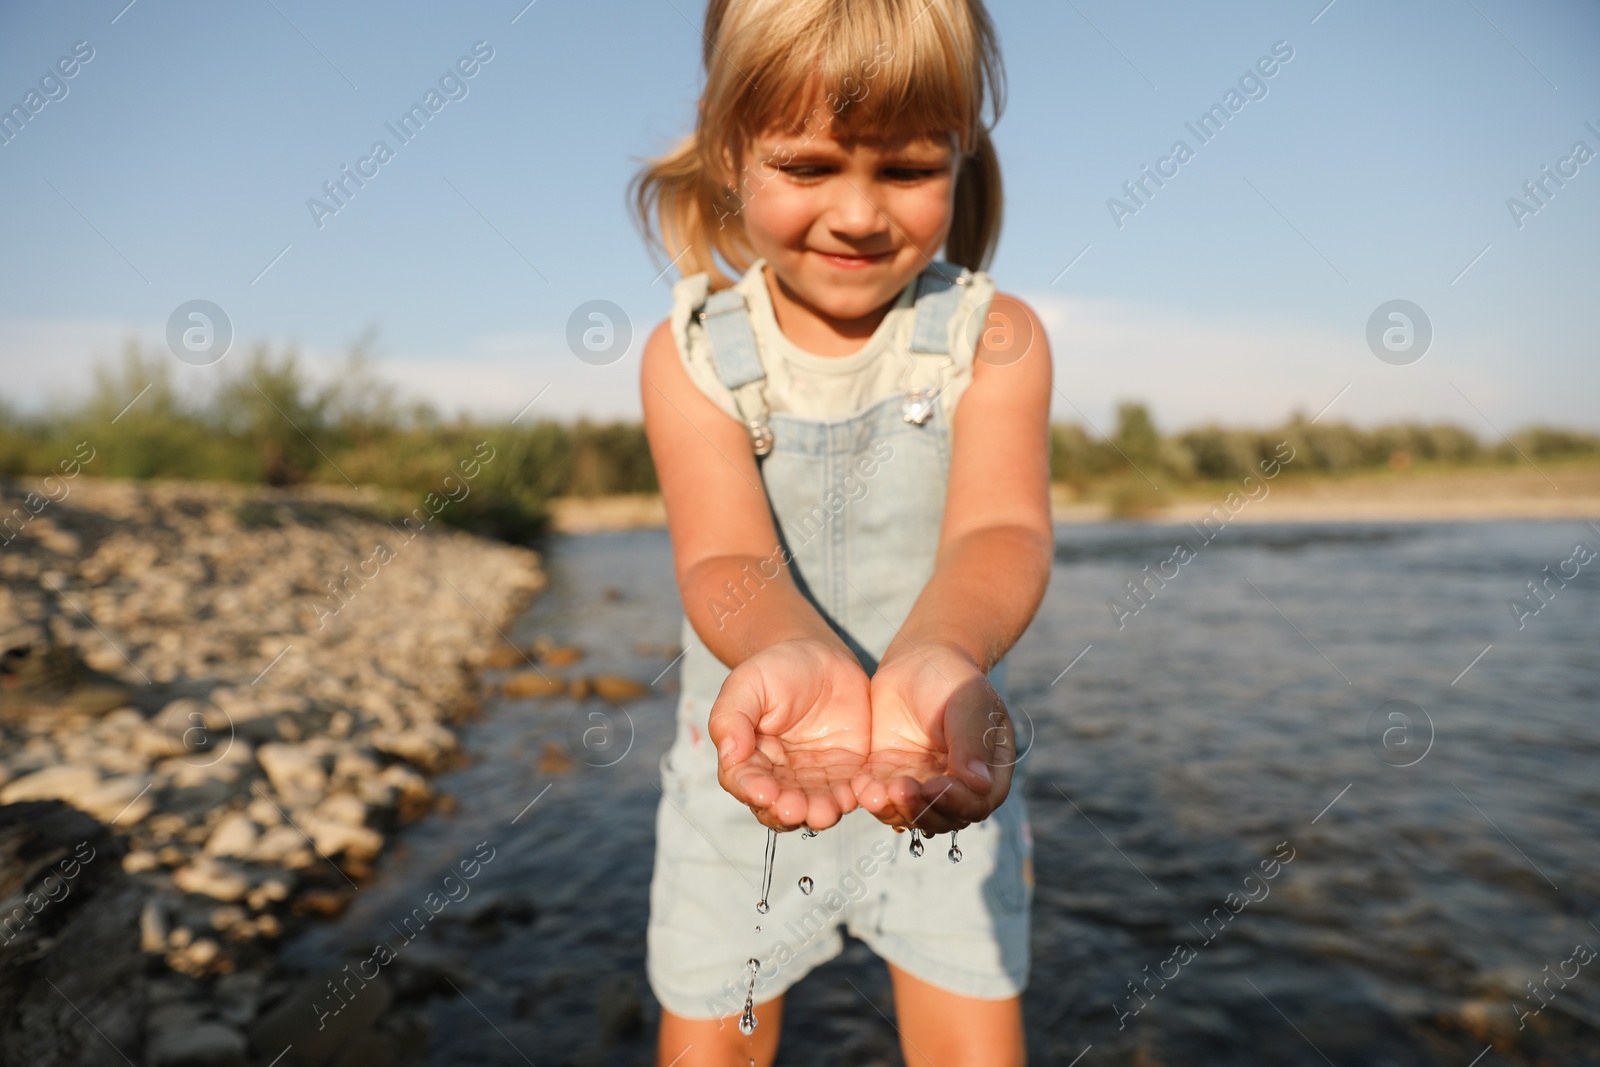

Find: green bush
4;347;1597;541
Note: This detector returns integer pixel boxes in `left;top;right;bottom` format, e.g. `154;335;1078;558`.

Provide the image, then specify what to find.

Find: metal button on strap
747;419;774;455
901;387;939;425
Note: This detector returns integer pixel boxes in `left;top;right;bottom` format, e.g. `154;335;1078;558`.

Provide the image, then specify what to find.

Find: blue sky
1;0;1596;433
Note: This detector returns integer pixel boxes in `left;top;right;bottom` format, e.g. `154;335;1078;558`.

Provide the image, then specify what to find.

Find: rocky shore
0;477;546;1066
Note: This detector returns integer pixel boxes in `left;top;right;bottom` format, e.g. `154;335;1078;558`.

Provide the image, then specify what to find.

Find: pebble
145;1020;248;1067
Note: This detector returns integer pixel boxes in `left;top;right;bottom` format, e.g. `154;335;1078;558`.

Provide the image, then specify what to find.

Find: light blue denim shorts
645;708;1034;1020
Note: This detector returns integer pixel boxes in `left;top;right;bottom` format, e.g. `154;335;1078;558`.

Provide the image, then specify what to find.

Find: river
283;520;1600;1065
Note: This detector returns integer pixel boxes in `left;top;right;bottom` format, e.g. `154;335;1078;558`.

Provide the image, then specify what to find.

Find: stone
83;774;156;825
210;905;249;933
315;792;368;827
250;972;393;1067
248;825;306;864
480;644;528;670
501;671;565;698
292;888;353;917
0;763;100;805
0;801;144;1065
142;898;172;953
537;742;575;774
205;813;260;858
0;638;133;719
125;849;161;873
256;744;328;808
245;878;290;911
146;1020;249;1067
214;970;266;1027
333;1033;398;1067
537;644;583;667
590;674;649;701
167;936;227;976
305;816;383;862
246;796;284;826
597;974;644;1041
173;857;250;902
369;724;455;772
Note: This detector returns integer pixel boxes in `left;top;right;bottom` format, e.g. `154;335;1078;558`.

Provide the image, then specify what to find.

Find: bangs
702;0;1002;167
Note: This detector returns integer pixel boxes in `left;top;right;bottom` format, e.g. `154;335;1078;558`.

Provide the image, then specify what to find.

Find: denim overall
646;260;1033;1019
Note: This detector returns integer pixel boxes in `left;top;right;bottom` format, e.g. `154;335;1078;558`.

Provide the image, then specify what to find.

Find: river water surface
284;520;1600;1066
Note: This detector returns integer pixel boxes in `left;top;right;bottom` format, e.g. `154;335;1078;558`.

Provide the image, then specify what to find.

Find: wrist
880;634;984;673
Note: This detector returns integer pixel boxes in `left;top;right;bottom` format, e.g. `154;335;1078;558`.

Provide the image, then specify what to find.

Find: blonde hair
629;0;1006;289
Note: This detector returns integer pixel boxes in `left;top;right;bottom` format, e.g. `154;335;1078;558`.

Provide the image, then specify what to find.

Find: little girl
631;1;1052;1063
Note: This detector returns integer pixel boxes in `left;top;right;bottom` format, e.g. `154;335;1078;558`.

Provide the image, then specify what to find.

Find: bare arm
641;318;871;829
857;294;1054;832
883;293;1055;671
639;318;846;666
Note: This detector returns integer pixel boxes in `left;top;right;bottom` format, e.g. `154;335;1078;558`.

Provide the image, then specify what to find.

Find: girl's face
729;118;959;328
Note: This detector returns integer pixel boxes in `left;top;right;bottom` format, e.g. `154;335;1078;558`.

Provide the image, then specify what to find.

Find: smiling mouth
814;249;893;267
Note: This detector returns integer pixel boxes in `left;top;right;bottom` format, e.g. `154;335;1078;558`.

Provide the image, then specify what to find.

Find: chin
805;280;900;321
777;253;920;319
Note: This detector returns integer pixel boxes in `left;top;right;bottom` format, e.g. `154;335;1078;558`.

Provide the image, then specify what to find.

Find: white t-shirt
669;256;998;434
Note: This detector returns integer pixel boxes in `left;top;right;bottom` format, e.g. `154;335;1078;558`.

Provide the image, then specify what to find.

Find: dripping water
739;957;759;1035
948;830;962;863
909;828;925;857
756;827;776;914
798;875;814;895
802;827;818;839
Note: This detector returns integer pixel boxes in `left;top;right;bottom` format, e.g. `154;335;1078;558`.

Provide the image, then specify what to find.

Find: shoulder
967;287;1052;392
641;317;676;369
641;270;740;422
983;290;1051;356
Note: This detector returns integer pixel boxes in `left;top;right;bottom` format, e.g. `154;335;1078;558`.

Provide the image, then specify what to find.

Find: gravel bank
0;476;544;1066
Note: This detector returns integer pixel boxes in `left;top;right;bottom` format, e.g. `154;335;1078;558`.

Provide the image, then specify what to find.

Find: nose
821;178;891;244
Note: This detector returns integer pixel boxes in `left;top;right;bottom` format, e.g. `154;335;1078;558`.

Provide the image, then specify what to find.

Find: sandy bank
549;462;1600;532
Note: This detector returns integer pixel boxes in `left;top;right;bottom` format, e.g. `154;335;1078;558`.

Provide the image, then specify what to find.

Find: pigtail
946;125;1004;274
628;133;749;292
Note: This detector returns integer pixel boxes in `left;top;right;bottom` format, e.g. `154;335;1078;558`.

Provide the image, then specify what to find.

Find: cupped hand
707;638;872;831
854;643;1016;835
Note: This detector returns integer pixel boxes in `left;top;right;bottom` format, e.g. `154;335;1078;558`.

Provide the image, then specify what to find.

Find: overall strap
901;260;973;424
696;288;774;455
909;261;973;354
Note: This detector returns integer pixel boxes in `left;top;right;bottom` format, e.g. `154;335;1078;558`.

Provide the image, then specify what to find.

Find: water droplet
756;827;776;914
739;958;760;1035
755;925;761;931
949;830;962;863
909;828;924;857
802;827;818;839
798;876;814;895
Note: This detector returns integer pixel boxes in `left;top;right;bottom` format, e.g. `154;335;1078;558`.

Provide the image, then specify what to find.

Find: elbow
959;522;1053;583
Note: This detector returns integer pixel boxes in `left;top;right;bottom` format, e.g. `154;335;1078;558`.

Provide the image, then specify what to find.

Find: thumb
706;665;763;769
946;684;1014;797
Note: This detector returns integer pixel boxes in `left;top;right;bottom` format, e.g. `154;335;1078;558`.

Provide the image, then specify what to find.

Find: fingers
723;752;865;830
